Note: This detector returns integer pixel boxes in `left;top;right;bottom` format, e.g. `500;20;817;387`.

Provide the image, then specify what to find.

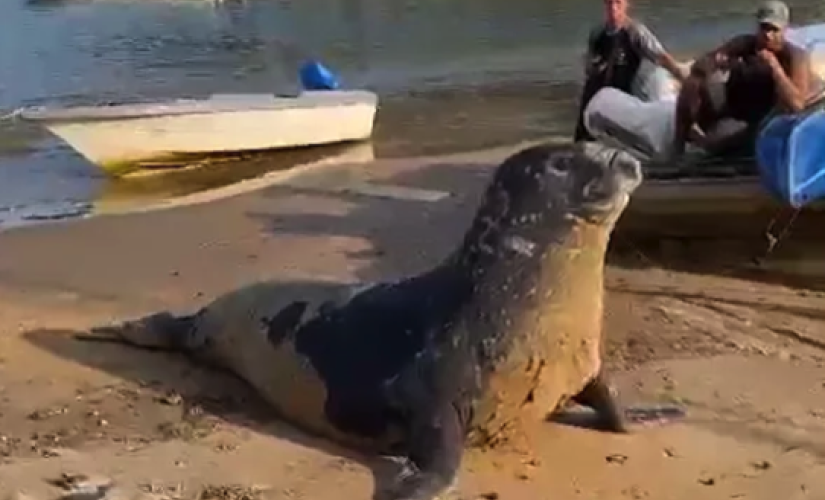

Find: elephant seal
82;141;655;500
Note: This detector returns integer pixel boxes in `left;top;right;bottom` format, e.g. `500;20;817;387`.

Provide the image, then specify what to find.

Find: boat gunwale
17;91;379;124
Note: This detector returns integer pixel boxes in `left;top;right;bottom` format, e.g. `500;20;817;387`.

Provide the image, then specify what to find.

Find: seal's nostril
610;151;643;192
584;176;612;201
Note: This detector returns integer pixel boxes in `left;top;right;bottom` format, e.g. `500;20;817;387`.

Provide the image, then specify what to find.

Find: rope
618;205;803;272
762;206;802;257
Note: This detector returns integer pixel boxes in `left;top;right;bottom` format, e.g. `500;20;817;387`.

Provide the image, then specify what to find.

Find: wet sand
1;145;825;500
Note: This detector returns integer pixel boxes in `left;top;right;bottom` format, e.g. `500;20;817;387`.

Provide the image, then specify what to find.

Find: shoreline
0;139;549;236
5;136;825;303
0;140;524;312
87;141;539;220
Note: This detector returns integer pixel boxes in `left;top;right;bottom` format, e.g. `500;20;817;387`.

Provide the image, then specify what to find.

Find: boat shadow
92;141;377;211
611;205;825;293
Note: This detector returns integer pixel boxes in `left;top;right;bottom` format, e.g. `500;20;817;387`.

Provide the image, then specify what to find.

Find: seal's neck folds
451;212;611;322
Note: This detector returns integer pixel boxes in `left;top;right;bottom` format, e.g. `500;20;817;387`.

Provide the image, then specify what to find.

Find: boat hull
631;175;825;216
20;91;378;175
615;176;825;287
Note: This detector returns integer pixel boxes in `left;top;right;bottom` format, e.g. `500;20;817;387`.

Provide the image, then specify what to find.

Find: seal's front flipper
78;312;196;351
570;371;688;430
264;301;308;346
387;404;463;500
570;370;628;433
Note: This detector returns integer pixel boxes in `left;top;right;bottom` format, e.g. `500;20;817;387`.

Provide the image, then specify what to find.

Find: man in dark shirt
672;0;812;158
573;0;687;142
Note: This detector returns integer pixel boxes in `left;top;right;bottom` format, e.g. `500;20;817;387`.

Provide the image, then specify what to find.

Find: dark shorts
691;76;725;131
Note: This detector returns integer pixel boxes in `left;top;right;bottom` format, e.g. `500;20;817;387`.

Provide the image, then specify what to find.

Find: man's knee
679;75;704;99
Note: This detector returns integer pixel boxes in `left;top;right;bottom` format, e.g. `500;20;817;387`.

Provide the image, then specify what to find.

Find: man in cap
671;0;812;158
573;0;688;142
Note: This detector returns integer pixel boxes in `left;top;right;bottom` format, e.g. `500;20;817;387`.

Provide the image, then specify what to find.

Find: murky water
1;0;823;228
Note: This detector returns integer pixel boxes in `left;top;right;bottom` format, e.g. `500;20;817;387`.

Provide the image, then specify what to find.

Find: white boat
19;90;379;175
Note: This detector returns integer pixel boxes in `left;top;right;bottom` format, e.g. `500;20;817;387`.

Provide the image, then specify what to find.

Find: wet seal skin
80;142;681;500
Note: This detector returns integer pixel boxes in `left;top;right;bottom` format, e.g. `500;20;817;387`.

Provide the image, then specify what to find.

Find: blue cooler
299;60;341;91
756;109;825;208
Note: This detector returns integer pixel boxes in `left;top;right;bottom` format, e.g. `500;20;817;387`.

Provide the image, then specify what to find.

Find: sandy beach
1;145;825;500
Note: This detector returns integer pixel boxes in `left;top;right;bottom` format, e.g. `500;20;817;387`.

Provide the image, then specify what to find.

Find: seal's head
538;141;642;225
459;141;642;261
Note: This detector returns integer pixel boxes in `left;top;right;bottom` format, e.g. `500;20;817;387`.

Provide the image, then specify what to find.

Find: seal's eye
552;154;573;172
545;153;574;181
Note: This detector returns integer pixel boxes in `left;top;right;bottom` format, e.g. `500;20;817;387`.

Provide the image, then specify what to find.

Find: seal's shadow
24;326;402;500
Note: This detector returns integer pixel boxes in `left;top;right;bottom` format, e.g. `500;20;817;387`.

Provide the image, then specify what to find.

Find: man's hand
656;54;690;84
713;52;731;70
691;51;729;77
758;49;780;69
586;57;607;77
676;64;691;82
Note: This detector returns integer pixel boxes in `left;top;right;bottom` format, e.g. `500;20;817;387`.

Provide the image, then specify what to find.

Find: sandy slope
1;146;824;500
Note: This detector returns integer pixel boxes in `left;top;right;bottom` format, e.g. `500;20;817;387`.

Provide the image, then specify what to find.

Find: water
1;0;824;229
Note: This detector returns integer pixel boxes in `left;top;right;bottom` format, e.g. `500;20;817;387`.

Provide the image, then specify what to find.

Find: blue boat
756;107;825;208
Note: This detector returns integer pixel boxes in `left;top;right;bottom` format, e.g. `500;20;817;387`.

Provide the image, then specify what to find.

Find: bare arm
657;52;689;83
768;49;811;112
628;21;688;82
691;35;751;76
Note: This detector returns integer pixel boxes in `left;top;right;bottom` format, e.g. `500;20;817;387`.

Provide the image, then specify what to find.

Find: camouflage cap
756;0;790;29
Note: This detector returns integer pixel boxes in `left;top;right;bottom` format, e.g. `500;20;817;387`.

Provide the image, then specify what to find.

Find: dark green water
0;0;822;228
